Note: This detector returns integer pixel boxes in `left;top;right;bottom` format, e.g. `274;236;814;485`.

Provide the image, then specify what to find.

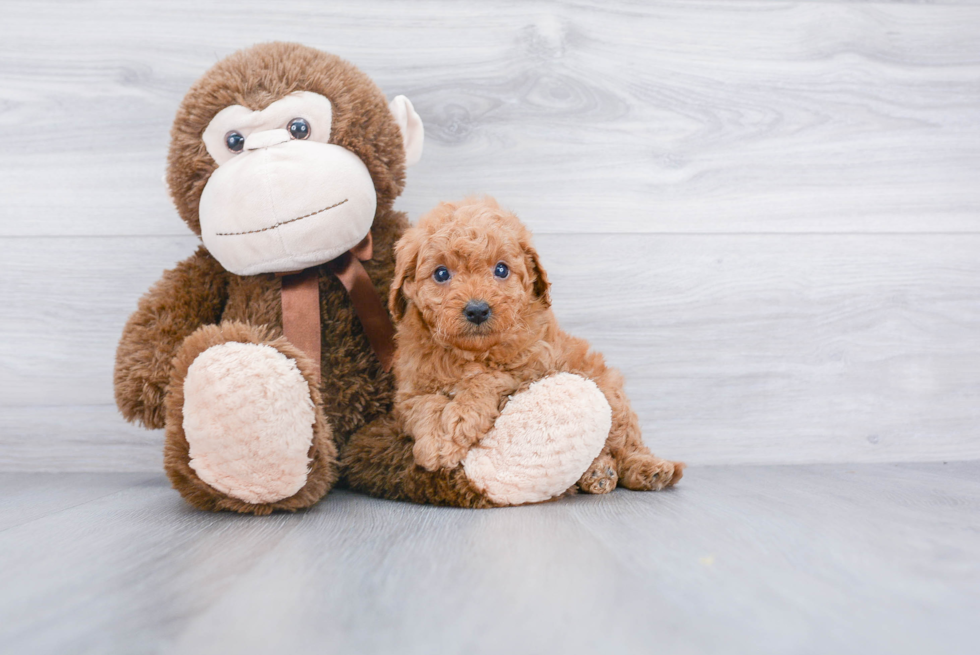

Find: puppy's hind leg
578;449;618;495
619;451;685;491
593;367;684;492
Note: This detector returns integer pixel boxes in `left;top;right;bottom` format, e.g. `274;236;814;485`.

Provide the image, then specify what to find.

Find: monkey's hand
114;248;227;429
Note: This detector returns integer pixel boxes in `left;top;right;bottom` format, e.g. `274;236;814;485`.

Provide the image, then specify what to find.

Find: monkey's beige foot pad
462;372;611;506
182;342;316;504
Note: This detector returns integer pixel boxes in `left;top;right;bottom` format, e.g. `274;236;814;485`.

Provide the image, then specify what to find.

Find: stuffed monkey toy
114;42;420;513
115;42;613;513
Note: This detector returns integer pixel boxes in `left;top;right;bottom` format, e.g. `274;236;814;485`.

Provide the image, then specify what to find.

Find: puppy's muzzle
463;300;491;325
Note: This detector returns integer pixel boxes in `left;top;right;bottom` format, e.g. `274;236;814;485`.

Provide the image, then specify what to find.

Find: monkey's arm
114;246;228;429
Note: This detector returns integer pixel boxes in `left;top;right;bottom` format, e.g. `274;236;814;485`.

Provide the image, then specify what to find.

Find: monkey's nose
463;300;491;325
245;128;290;150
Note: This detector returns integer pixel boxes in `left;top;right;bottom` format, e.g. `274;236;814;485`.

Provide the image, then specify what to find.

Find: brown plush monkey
114;42;424;514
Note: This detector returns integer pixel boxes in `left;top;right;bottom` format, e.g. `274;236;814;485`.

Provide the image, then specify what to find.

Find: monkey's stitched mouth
215;198;349;236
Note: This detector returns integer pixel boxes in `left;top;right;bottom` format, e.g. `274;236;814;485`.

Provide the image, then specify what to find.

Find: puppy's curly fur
343;197;682;504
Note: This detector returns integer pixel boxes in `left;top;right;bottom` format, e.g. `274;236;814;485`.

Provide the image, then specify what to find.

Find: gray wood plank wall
2;0;979;471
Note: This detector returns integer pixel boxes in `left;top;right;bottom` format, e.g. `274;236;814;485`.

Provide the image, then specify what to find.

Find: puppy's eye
433;266;451;283
225;131;245;152
288;118;310;140
494;262;510;279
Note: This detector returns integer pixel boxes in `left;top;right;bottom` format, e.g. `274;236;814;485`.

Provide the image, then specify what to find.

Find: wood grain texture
2;234;979;470
1;464;978;654
0;0;978;236
2;0;979;470
0;472;153;532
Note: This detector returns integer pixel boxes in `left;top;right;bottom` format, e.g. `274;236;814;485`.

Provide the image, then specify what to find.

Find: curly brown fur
344;197;683;505
114;43;409;513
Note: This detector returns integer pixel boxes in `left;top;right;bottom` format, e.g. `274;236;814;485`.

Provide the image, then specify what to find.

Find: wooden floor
1;463;977;655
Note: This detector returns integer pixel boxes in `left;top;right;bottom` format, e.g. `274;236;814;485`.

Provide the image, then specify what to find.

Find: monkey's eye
288;118;310;140
432;266;451;283
494;262;510;279
225;131;245;152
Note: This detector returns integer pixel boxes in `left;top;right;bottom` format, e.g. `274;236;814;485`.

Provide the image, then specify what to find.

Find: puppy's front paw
442;401;493;450
578;454;618;495
619;455;685;491
412;430;471;471
435;440;470;470
412;432;444;472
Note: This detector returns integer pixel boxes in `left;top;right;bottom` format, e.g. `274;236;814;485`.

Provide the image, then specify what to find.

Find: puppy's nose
463;300;491;325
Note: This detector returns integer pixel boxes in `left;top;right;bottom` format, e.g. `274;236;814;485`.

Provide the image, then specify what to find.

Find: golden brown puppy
388;197;683;494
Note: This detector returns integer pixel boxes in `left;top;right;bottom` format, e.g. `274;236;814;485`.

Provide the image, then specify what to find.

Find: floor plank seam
0;475;159;535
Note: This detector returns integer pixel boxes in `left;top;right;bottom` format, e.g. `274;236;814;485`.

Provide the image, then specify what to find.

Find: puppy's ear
389;228;421;322
524;242;551;307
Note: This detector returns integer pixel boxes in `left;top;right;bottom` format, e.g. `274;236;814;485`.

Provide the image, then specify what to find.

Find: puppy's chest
441;357;551;397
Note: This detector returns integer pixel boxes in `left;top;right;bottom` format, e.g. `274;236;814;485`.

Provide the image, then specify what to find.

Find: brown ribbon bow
279;232;396;383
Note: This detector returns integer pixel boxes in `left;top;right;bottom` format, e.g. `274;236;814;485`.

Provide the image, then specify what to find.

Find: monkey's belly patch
182;342;316;504
462;373;611;506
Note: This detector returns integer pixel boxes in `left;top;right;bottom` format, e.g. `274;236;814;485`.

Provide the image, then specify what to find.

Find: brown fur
343;198;683;506
340;416;497;508
114;43;408;513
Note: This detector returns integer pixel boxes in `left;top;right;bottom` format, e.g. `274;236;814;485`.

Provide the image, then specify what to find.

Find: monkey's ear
389;229;422;322
389;95;424;167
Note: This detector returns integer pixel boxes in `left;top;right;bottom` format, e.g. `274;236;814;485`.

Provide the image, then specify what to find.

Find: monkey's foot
462;373;610;506
181;341;315;503
164;322;337;514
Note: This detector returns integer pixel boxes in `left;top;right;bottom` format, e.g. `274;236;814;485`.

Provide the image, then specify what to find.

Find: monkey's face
166;43;424;276
199;91;379;275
